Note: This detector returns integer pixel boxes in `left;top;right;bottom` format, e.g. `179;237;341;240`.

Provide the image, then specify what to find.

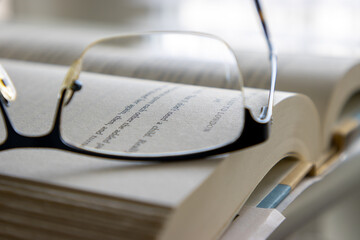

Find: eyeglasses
0;0;277;161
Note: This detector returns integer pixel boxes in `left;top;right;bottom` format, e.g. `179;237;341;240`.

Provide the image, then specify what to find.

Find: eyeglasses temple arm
254;0;278;123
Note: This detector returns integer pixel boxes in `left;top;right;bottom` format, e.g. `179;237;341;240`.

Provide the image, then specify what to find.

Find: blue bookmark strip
355;112;360;120
257;184;291;209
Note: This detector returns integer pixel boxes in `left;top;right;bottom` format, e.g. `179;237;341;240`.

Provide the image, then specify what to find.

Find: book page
63;73;244;154
0;23;242;89
0;23;329;240
0;59;322;240
0;23;358;101
2;59;244;155
0;59;274;206
4;22;354;150
220;206;285;240
237;52;360;151
0;23;105;66
245;157;298;207
81;46;242;90
236;51;358;116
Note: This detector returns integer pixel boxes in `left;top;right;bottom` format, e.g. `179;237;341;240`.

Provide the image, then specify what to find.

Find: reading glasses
0;0;277;161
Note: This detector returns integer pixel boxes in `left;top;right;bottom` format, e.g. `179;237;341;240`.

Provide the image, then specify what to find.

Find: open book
0;24;359;240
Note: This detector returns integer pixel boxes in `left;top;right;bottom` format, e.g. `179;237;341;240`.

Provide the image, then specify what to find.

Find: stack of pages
0;24;359;239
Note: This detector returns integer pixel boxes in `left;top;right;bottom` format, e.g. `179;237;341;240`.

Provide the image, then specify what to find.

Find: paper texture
220;206;285;240
2;58;245;155
221;138;360;240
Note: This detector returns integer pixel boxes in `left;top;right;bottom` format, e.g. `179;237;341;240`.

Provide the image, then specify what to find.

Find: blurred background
0;0;359;239
0;0;359;57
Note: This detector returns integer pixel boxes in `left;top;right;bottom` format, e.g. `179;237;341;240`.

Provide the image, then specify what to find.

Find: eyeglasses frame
0;0;276;161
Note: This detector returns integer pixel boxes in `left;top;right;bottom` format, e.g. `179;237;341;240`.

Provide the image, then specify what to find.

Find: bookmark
314;114;360;176
257;161;312;208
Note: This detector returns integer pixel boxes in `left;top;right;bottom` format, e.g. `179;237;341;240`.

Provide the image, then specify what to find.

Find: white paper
220;206;285;240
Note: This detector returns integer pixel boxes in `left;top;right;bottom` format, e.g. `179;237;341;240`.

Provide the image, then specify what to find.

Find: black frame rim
0;89;269;162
